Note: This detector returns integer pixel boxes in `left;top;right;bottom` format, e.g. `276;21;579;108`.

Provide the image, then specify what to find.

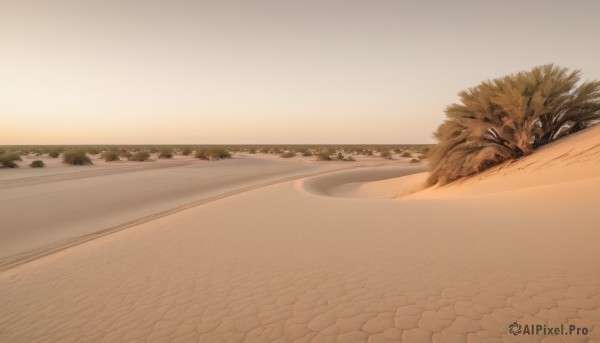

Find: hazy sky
2;0;600;144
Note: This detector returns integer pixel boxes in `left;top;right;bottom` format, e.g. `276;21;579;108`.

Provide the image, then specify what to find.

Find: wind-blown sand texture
1;127;599;342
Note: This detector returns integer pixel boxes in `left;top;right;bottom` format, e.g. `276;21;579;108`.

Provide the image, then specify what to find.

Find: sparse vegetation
62;149;92;165
196;147;231;160
345;156;355;161
315;151;332;161
47;149;61;158
129;151;150;161
29;160;45;168
380;149;392;159
102;150;120;161
0;152;22;168
249;148;257;154
401;152;412;158
427;64;600;186
410;158;420;163
281;151;296;158
86;147;100;155
158;148;173;159
181;147;192;156
336;152;345;160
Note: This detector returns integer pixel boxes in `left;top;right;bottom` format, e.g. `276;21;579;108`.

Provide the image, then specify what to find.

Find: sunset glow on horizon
2;0;600;144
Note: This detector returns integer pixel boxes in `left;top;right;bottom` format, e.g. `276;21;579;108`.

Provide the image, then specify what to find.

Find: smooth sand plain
0;128;599;342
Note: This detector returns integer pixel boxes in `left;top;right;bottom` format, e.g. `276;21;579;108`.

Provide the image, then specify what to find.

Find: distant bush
315;151;332;161
336;152;344;160
158;148;173;159
29;160;45;168
363;149;373;156
345;156;356;161
196;147;231;160
410;158;420;163
281;151;296;158
148;147;159;154
401;152;412;158
181;147;192;156
249;148;257;154
0;152;22;168
47;149;61;158
62;149;92;165
271;147;282;154
0;149;5;155
102;150;120;162
87;147;100;155
380;149;392;159
129;151;150;161
302;150;313;156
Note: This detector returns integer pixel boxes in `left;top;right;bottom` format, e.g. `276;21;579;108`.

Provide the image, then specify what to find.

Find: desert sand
0;127;599;342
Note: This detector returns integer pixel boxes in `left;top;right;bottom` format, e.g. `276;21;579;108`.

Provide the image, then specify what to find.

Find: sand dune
0;127;599;342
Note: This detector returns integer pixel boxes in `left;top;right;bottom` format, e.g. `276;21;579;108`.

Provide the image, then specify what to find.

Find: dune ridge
0;126;599;342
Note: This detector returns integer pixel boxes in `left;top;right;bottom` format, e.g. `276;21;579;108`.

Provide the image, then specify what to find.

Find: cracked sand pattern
1;128;600;342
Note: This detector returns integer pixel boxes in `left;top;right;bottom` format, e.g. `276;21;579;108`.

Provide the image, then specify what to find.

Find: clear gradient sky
2;0;600;144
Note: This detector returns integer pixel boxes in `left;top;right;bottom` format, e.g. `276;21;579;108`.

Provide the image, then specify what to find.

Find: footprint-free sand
1;128;599;342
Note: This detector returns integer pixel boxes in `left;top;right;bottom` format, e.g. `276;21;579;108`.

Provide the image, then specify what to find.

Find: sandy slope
0;128;599;342
1;155;401;261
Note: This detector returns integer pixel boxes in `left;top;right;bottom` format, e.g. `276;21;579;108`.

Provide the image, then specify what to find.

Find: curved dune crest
299;165;427;198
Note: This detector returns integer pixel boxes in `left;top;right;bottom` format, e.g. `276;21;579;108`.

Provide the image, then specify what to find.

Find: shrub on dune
62;149;92;165
0;152;22;168
196;147;231;160
281;151;296;158
400;152;412;158
380;149;392;159
129;151;150;161
87;147;100;155
102;150;120;161
428;64;600;186
410;158;420;164
158;148;173;159
29;160;45;168
47;148;61;158
181;147;192;156
315;151;332;161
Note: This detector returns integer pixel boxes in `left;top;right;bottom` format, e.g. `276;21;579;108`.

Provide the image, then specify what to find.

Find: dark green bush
102;150;120;161
315;151;332;161
29;160;45;168
129;151;150;161
158;148;173;159
181;147;192;156
47;149;61;158
380;149;392;159
196;147;231;160
87;147;100;155
62;149;92;165
0;152;22;168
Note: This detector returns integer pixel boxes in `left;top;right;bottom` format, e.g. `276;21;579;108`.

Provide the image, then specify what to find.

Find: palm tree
427;64;600;186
